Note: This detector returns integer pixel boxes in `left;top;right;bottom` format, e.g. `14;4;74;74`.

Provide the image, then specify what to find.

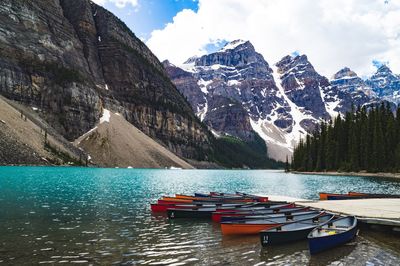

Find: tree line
292;103;400;172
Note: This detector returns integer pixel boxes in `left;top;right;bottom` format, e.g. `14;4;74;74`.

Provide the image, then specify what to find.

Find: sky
92;0;400;78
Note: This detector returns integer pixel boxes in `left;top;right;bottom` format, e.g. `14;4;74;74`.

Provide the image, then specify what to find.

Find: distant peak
220;39;251;52
333;67;357;80
277;54;308;66
162;60;174;67
376;64;392;74
183;56;199;64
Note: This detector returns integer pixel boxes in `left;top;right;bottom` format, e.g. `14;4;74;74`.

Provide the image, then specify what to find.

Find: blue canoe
308;216;357;254
194;193;211;197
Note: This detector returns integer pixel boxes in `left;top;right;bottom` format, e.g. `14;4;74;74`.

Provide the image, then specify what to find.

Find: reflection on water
0;167;399;265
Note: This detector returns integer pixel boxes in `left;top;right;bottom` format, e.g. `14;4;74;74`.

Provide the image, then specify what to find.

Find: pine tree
285;155;290;172
292;104;400;173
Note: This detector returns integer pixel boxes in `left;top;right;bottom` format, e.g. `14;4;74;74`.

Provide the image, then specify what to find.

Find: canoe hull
308;224;357;254
167;209;213;219
219;208;311;223
326;195;363;200
260;228;313;246
212;204;296;223
221;223;278;235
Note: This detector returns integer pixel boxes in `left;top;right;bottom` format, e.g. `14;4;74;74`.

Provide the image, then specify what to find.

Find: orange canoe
221;223;278;235
318;192;348;200
220;212;322;235
161;197;193;203
348;192;368;196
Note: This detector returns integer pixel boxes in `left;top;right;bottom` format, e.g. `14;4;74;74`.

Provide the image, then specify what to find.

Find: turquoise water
0;167;400;265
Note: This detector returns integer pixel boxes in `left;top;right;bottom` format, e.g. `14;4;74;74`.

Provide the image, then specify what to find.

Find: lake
0;167;400;265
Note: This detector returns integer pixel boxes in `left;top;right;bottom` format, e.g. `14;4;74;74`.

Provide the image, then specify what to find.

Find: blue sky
94;0;400;77
95;0;199;40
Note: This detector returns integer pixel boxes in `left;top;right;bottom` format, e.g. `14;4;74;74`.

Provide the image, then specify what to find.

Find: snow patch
319;86;339;119
330;75;357;81
227;80;241;86
100;109;110;124
211;129;221;137
220;40;246;52
251;65;313;151
105;84;109;90
179;61;196;73
196;97;208;121
211;64;223;70
197;79;212;94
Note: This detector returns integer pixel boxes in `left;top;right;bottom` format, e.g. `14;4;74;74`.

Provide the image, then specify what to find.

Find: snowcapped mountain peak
376;64;392;75
164;40;400;162
332;67;358;80
220;39;250;52
367;64;400;102
276;54;313;75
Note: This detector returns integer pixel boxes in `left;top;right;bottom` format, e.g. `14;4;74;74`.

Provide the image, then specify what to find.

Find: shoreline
292;171;400;179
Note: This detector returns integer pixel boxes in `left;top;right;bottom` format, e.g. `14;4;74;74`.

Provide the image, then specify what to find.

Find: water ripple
0;167;399;265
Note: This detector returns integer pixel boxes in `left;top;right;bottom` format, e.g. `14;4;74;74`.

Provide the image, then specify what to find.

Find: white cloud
91;0;138;8
146;0;400;77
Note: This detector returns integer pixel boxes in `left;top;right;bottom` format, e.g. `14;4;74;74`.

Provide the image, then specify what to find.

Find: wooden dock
267;195;400;230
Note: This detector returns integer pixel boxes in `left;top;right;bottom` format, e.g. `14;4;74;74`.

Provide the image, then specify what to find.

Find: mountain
165;40;400;161
0;0;214;167
322;67;376;116
165;41;331;161
367;65;400;104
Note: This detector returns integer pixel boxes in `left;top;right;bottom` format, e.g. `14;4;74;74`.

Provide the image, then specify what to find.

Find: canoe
220;208;312;222
194;193;210;197
220;212;323;235
216;203;295;212
320;191;400;201
151;202;245;212
236;192;269;202
308;216;358;254
259;213;334;246
179;192;269;202
213;206;305;223
157;199;260;205
163;196;255;203
216;202;292;212
326;195;363;200
175;193;269;202
167;203;293;219
319;192;351;200
167;207;218;219
212;203;295;221
319;192;363;200
348;191;400;198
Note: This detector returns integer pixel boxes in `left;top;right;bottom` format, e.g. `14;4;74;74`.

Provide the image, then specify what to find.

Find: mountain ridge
165;40;400;161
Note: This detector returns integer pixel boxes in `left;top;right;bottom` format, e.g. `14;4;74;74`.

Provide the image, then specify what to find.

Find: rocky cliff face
166;40;293;145
0;0;211;160
165;42;331;161
323;67;376;116
276;55;330;121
